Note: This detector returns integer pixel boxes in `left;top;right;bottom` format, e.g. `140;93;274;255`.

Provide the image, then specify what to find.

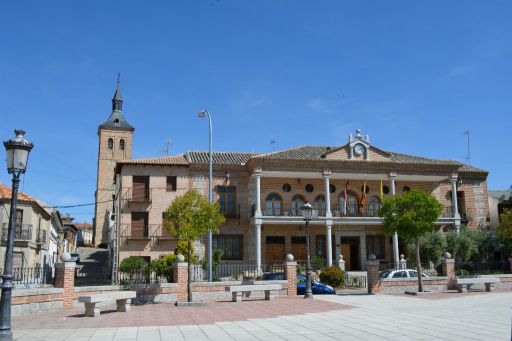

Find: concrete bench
455;278;500;293
225;284;282;302
78;291;136;317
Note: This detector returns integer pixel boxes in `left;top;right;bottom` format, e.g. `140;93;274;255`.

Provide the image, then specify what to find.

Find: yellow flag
380;178;384;201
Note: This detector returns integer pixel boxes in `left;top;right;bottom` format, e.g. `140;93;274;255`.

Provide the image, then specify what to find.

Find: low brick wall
191;280;288;301
379;277;448;293
12;287;64;316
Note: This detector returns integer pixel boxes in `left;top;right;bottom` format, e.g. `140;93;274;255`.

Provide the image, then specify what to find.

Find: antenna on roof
270;138;276;152
162;139;173;155
462;130;471;165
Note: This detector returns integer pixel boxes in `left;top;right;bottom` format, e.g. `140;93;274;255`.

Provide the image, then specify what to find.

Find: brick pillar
55;261;76;309
367;257;380;294
442;253;456;290
284;254;297;296
173;258;188;302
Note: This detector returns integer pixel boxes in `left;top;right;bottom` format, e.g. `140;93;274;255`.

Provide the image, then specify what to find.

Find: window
361;185;370;193
282;183;291;192
132;176;150;200
339;192;358;216
161;212;172;238
305;184;314;193
120;139;125;151
403;186;410;192
213;234;243;260
218;186;237;218
392;271;407;278
166;176;177;192
366;196;381;217
316;235;325;257
382;185;390;194
329;184;336;193
291;194;305;215
314;194;326;215
265;193;283;216
107;138;113;150
366;235;385;259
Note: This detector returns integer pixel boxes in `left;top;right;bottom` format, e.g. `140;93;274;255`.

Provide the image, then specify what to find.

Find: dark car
262;272;336;295
70;252;80;263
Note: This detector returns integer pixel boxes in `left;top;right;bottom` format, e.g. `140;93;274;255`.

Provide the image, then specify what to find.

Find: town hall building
93;83;490;272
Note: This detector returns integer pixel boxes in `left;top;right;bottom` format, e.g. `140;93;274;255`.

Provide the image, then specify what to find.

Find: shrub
119;256;147;273
406;231;446;266
175;240;197;263
446;229;478;262
319;266;345;288
457;269;470;277
151;254;176;282
312;256;325;270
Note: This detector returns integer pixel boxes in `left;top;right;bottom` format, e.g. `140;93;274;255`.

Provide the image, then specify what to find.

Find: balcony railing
123;187;152;202
252;203;382;218
220;204;240;219
1;223;33;241
120;224;175;240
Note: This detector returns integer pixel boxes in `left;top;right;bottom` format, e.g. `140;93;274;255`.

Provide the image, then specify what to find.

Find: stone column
389;173;399;267
450;174;461;234
442;252;456;290
54;261;76;309
284;254;297;296
255;223;262;271
366;255;380;294
173;255;188;302
323;170;333;266
254;169;262;216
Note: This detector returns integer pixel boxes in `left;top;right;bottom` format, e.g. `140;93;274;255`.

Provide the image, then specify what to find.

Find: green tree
164;190;225;302
497;209;512;257
151;254;176;282
406;231;446;267
380;189;443;292
446;229;478;262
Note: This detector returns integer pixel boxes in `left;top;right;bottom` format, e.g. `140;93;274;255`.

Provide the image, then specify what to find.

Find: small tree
380;189;443;292
406;231;446;267
497;209;512;257
164;190;225;302
446;229;478;262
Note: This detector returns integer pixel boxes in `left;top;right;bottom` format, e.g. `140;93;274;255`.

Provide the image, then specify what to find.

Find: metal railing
117;267;169;285
220;204;240;219
75;264;111;286
191;263;285;282
345;272;367;288
120;224;175;240
1;223;33;241
455;260;509;275
0;265;54;287
122;187;152;202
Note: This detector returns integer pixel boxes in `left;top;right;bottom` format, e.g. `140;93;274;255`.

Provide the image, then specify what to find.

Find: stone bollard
442;252;456;290
399;254;407;270
173;254;188;302
366;254;380;294
338;255;345;271
54;260;76;309
284;254;297;296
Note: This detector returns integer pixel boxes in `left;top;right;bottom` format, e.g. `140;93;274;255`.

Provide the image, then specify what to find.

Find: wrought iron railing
191;263;285;282
345;272;367;288
122;187;152;202
75;264;111;286
455;260;509;276
220;204;240;219
1;223;33;241
0;265;54;287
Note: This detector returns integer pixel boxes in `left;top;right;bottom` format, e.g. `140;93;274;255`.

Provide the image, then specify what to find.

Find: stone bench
455;278;500;293
225;284;282;302
78;291;136;317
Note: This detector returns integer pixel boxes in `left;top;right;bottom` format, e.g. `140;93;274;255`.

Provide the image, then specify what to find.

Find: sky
0;1;511;223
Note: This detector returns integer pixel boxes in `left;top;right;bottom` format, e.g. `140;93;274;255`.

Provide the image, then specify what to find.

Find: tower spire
112;73;123;111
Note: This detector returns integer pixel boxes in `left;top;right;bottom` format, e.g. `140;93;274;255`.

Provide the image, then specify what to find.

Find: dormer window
120;139;125;151
107;138;113;150
113;118;120;126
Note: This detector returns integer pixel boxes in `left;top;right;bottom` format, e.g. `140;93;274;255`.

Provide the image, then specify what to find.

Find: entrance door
291;236;307;262
266;236;285;264
340;237;360;270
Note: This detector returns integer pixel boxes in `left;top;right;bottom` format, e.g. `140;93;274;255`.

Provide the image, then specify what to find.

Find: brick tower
93;77;134;245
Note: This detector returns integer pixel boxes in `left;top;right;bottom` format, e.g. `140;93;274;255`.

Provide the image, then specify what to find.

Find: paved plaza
12;291;512;340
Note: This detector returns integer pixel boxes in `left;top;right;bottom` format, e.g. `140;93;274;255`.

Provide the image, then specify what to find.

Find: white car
380;269;429;279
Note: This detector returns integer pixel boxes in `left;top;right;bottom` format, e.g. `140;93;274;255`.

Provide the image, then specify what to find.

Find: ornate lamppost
198;110;213;281
301;201;317;299
0;130;33;341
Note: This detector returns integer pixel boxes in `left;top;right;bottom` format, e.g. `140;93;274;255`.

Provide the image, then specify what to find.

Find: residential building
76;223;93;246
0;183;52;268
488;189;512;230
112;129;490;271
61;215;79;253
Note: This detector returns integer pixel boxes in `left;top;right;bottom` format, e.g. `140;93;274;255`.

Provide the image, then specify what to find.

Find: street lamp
0;130;33;341
301;201;317;299
198;110;213;282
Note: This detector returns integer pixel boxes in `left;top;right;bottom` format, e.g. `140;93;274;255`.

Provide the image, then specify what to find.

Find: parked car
261;272;336;295
70;252;80;263
379;269;429;279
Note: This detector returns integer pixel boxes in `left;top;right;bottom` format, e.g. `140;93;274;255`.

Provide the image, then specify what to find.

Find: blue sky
0;1;511;223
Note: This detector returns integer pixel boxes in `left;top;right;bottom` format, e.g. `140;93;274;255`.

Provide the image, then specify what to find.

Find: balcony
124;187;152;203
220;204;241;219
1;223;33;242
252;203;381;218
120;224;174;241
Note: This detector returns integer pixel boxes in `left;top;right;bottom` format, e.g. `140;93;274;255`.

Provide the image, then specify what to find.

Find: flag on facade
380;178;384;201
344;179;349;215
361;179;367;212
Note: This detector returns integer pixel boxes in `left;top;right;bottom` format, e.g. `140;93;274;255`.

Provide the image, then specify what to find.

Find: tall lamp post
0;130;33;341
301;201;317;299
198;110;213;282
